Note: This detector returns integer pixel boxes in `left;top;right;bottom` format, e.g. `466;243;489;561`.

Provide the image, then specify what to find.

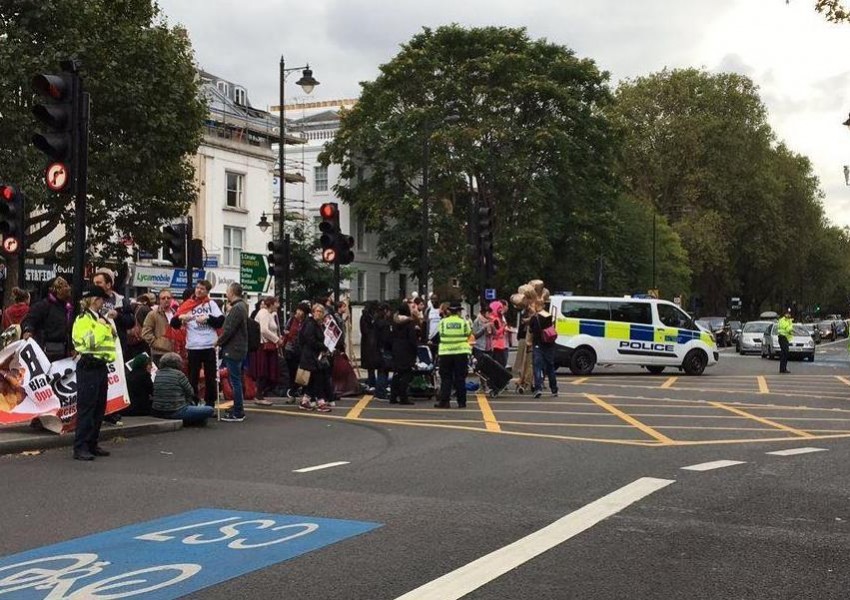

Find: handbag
542;325;558;344
295;368;311;386
262;341;277;351
317;353;331;370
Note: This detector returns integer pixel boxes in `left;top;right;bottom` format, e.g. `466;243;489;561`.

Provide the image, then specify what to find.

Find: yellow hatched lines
476;393;502;432
836;376;850;387
708;401;814;438
660;376;678;389
757;376;769;394
345;395;373;419
584;394;674;445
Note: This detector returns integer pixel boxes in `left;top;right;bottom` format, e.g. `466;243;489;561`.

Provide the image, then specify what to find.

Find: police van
548;295;719;376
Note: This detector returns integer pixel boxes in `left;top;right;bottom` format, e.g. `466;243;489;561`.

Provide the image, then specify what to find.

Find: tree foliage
815;0;850;21
0;0;205;265
322;25;619;300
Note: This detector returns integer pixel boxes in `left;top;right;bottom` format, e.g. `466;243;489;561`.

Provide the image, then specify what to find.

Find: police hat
448;301;463;312
81;285;109;300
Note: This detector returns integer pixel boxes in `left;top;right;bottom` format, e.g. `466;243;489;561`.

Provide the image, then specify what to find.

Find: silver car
737;320;770;354
761;323;816;362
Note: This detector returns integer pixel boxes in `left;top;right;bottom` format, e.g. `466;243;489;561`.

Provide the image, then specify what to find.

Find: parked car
817;320;836;341
729;320;742;347
833;319;848;338
695;317;731;347
737;321;771;354
800;323;821;344
761;323;815;362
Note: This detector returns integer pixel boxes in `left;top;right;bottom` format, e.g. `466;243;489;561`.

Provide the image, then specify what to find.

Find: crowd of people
2;270;564;460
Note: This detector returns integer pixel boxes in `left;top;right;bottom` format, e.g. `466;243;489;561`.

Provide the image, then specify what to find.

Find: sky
156;0;850;227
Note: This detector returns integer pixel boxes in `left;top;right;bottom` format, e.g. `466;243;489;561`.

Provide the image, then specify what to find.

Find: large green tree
322;25;619;300
0;0;205;272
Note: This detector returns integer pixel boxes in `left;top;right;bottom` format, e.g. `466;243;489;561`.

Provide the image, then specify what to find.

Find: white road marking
393;477;674;600
766;447;827;456
292;461;350;473
681;460;745;472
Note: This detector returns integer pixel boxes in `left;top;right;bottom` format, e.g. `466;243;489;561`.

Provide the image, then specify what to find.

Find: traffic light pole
18;191;26;289
186;216;194;291
72;84;89;317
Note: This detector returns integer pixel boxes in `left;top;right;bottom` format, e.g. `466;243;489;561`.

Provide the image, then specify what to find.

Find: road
1;339;849;599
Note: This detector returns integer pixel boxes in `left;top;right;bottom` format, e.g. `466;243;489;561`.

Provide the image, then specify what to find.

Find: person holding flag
169;280;225;407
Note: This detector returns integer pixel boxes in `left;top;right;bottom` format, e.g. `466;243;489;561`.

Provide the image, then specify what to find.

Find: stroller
408;345;438;399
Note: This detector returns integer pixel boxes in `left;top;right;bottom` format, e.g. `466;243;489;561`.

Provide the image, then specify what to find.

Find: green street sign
240;252;270;293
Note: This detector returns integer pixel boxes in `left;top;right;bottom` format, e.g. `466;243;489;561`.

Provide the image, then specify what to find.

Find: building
271;99;415;303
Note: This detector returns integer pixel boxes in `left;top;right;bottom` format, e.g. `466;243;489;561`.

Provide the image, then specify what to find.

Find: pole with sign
240;252;270;294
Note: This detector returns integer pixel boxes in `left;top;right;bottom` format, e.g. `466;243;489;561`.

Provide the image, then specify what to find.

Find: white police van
548;295;719;376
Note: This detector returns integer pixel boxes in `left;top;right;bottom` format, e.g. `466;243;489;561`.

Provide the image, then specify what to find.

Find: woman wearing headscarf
389;303;418;405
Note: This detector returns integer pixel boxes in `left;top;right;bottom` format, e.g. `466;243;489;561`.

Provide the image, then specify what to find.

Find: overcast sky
156;0;850;226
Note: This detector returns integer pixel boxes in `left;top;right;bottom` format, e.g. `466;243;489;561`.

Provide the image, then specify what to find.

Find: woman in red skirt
250;296;282;404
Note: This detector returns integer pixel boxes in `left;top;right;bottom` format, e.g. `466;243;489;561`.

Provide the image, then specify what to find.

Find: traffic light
188;238;204;270
478;206;493;253
31;71;79;193
267;240;287;279
336;234;355;265
319;202;339;264
162;224;187;267
0;184;24;255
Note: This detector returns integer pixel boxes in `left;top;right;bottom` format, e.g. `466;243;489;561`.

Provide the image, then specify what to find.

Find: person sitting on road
150;352;214;425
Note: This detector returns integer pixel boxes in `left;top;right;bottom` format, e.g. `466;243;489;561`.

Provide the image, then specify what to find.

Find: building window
225;171;244;208
223;226;244;266
398;274;407;299
356;272;366;302
356;217;366;252
379;272;388;301
234;87;247;106
314;165;328;192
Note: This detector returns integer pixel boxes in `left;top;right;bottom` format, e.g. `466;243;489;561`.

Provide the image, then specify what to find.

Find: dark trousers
390;368;414;402
779;336;790;373
285;352;300;395
306;367;332;401
74;362;108;454
438;353;469;407
188;348;217;407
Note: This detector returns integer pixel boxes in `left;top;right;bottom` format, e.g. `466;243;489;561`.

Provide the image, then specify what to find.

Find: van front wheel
570;347;596;376
682;350;708;376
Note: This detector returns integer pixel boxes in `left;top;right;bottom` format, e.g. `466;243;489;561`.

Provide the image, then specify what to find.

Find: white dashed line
394;477;675;600
293;461;350;473
681;460;745;472
766;447;827;456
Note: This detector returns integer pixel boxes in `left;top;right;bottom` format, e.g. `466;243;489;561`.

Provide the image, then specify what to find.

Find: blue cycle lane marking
0;508;382;599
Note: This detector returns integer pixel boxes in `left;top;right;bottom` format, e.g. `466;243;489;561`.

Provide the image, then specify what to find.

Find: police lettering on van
547;295;718;376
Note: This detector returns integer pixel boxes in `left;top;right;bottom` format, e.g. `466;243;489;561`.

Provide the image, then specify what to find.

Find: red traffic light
0;185;15;202
320;203;338;220
31;74;70;100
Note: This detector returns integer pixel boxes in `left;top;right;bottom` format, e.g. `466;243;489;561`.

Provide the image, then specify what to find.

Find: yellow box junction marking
660;377;678;389
476;393;502;432
709;402;814;438
757;376;769;394
571;378;589;385
345;395;373;419
836;376;850;387
584;394;674;445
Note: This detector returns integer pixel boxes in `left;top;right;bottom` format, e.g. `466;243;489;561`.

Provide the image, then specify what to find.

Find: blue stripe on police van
0;509;382;599
579;321;605;338
630;325;655;342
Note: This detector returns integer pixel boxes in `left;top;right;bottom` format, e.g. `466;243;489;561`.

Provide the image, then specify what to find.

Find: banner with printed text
0;339;130;434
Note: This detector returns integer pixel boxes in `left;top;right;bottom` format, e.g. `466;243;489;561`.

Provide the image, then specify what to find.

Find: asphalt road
2;338;850;599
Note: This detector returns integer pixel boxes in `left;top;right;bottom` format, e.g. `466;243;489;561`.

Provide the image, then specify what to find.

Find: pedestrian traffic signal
31;71;79;193
478;206;493;252
0;184;24;255
267;240;287;279
162;224;187;267
336;235;355;265
319;202;340;264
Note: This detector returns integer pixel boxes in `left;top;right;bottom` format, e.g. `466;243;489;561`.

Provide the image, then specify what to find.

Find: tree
815;0;850;21
322;25;619;300
0;0;205;273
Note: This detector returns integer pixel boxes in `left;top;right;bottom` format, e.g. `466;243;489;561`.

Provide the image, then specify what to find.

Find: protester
283;303;308;399
216;283;249;422
472;304;494;362
2;287;30;330
71;285;117;461
359;301;381;394
490;300;508;368
529;300;559;398
21;276;73;362
251;296;281;404
150;352;214;425
171;280;224;407
124;293;153;360
389;303;418;405
141;290;175;366
298;303;332;412
121;353;154;417
375;303;393;399
427;293;441;344
93;268;137;355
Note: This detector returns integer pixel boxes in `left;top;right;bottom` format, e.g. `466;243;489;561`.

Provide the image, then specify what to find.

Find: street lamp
278;57;319;318
256;212;271;233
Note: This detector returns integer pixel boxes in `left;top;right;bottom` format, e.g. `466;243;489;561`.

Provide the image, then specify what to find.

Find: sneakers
316;400;331;413
298;398;314;411
221;411;245;422
551;390;559;397
533;391;542;399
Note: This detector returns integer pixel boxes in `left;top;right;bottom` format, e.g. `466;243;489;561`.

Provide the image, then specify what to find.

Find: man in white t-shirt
427;293;442;342
170;280;225;407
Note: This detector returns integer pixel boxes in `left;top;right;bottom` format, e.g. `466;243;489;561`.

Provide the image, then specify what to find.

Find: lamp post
278;56;319;318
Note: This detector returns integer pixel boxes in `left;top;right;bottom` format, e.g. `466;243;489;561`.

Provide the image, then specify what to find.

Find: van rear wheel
682;350;708;376
569;347;596;376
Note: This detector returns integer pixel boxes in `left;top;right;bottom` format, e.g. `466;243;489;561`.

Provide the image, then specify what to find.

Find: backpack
247;317;261;352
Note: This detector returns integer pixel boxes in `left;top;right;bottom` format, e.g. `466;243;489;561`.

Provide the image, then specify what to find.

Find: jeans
73;362;108;454
169;404;214;425
375;369;389;398
366;369;377;389
188;348;217;407
533;345;558;394
222;356;244;418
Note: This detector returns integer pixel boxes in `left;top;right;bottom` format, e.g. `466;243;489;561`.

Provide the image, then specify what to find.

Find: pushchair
408;345;438;399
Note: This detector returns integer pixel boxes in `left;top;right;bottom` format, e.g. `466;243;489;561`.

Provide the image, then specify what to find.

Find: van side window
561;300;610;321
657;304;694;329
609;302;652;324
